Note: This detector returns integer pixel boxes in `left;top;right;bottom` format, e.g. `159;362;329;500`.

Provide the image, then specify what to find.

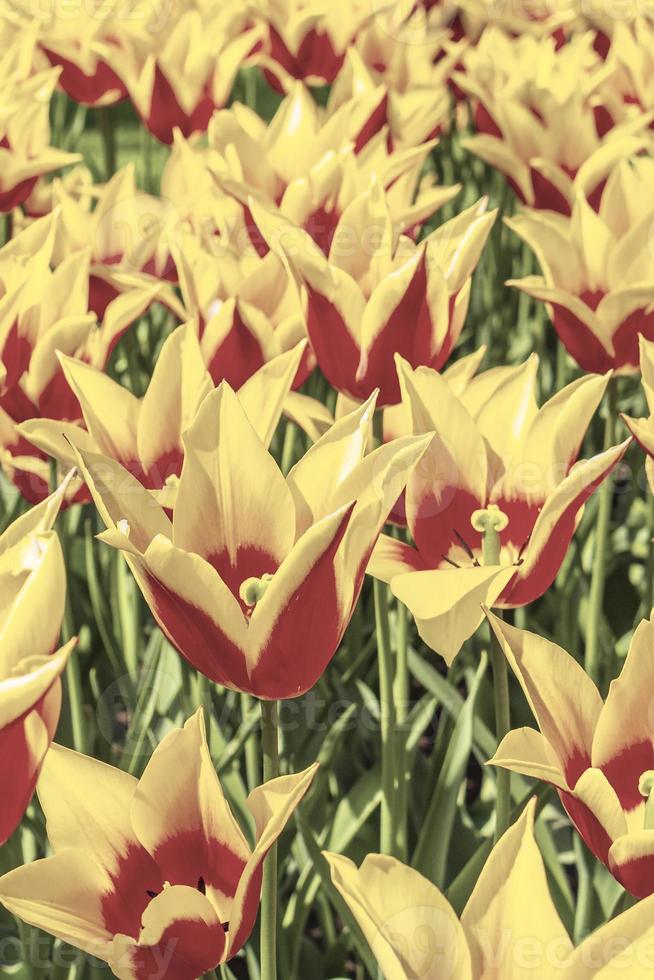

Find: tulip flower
19;330;324;508
0;479;75;845
0;709;317;976
206;84;458;257
51;164;185;319
30;0;129;106
117;2;263;144
0;63;80;212
253;0;373;88
507;160;654;373
70;387;430;698
456;29;649;213
172;232;314;391
622;335;654;491
327;17;466;150
488;610;654;899
369;355;630;663
0;215;166;502
251;192;495;406
610;19;654;124
326;797;654;978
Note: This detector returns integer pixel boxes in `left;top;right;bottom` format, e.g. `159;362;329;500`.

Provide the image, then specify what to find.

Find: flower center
470;505;509;566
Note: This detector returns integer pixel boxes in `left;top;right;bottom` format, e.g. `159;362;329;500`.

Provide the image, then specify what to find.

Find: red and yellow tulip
0;59;80;212
507;160;654;373
252;0;373;88
172;231;313;391
326;798;654;977
369;355;630;662
19;331;324;508
112;0;263;144
0;214;166;502
24;0;129;106
488;610;654;899
0;480;75;845
252;193;494;406
69;387;429;698
0;709;317;976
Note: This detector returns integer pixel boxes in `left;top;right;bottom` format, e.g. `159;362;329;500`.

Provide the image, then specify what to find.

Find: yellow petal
174;383;295;570
486;612;602;781
325;851;472;980
461;800;572;977
391;566;517;666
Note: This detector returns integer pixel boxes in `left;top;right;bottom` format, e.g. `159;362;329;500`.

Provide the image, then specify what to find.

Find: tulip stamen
443;555;461;568
471;505;509;566
453;529;480;566
516;535;531;565
639;771;654;829
239;573;274;612
198;876;206;895
146;889;159;899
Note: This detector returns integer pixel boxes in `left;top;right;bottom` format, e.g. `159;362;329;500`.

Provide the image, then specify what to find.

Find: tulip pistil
471;505;509;566
239;573;274;609
639;771;654;830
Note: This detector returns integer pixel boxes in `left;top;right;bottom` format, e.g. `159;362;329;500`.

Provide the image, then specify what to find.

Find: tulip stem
97;106;116;178
474;508;512;841
393;593;409;862
242;693;261;791
374;577;397;855
585;382;616;685
489;624;511;841
260;699;280;980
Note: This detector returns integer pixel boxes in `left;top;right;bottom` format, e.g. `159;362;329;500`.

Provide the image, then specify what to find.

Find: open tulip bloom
0;709;317;978
0;216;169;502
70;385;430;698
251;192;495;406
507;160;654;374
488;610;654;899
369;354;630;663
18;330;324;508
325;799;654;979
0;479;75;844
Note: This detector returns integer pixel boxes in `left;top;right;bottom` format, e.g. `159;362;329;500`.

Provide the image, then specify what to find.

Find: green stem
585;382;616;685
489;625;511;841
393;595;409;862
573;834;593;943
242;692;261;791
280;421;297;475
60;505;87;756
475;507;511;840
260;700;280;980
97;106;116;178
374;578;396;855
